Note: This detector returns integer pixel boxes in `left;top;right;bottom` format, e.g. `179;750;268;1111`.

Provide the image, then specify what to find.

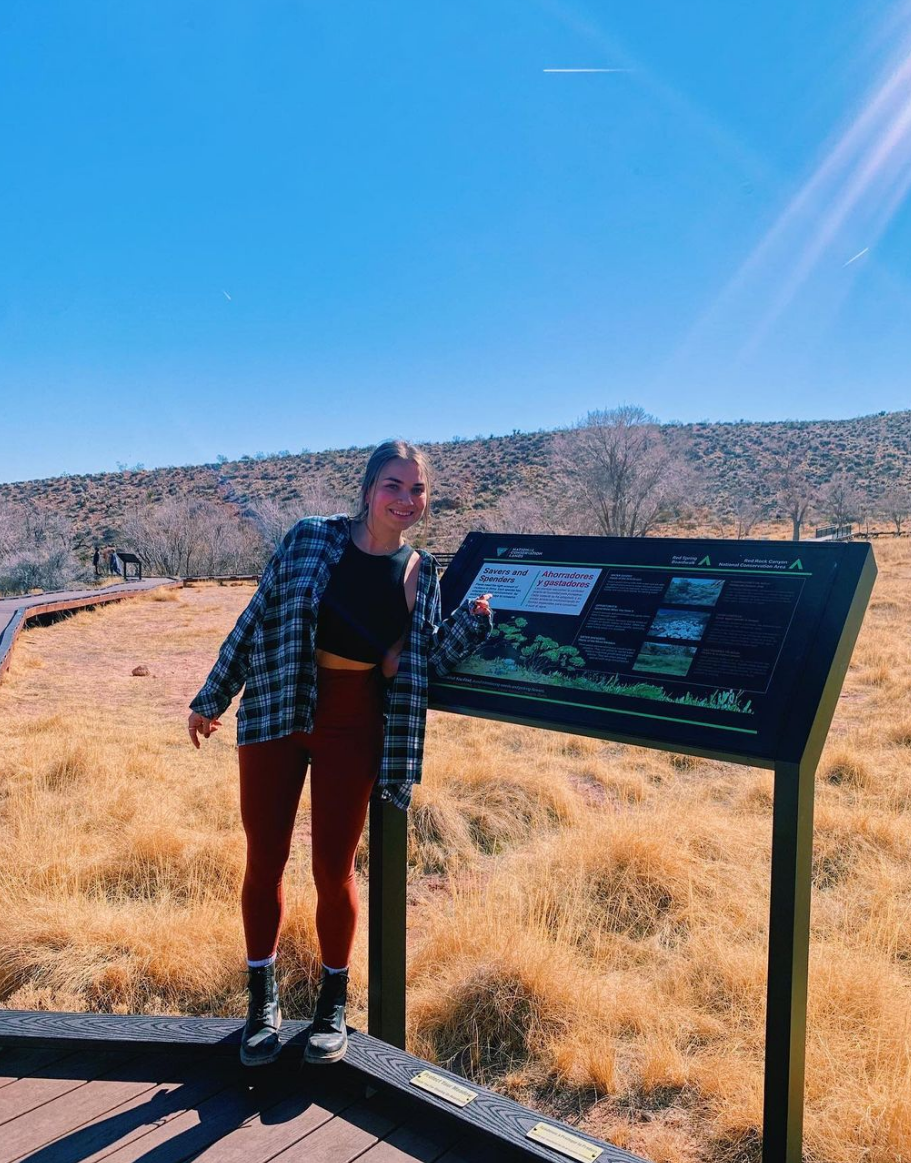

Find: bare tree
486;485;560;535
0;502;82;594
728;489;766;539
193;505;264;576
249;474;349;550
820;472;861;531
0;506;20;561
121;496;264;577
879;486;911;536
555;406;689;537
248;497;297;553
852;489;875;538
774;451;816;541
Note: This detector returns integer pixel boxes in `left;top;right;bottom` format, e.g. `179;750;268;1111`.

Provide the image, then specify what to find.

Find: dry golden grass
1;540;911;1161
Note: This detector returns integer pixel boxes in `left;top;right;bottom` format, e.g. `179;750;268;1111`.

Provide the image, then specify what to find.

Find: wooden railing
181;575;261;584
181;552;457;587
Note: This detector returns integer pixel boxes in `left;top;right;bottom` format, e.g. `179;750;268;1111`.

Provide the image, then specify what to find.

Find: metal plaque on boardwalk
433;533;875;767
527;1122;603;1161
409;1069;476;1107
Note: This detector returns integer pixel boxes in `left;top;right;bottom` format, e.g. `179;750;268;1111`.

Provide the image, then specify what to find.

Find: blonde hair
354;439;432;534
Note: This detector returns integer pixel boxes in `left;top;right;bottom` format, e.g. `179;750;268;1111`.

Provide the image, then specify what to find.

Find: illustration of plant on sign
712;689;753;713
481;615;531;657
483;616;585;677
521;636;586;676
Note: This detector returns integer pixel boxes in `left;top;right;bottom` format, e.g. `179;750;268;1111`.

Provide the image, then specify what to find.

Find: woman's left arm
425;569;494;680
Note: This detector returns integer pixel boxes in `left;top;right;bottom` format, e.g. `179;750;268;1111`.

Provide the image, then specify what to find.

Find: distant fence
181;575;261;584
815;523;853;541
183;553;458;586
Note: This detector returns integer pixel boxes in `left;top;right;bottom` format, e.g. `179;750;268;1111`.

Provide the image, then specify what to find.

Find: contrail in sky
222;290;232;301
543;68;632;73
842;247;869;266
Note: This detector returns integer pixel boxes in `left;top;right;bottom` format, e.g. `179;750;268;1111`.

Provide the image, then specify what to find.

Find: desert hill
2;410;909;553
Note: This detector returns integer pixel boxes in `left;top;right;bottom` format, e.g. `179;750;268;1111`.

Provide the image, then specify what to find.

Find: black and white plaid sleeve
426;570;493;680
189;534;289;720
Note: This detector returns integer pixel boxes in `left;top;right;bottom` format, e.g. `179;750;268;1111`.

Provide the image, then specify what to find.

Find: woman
188;439;492;1067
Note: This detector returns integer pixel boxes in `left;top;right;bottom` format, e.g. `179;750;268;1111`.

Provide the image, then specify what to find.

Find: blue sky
2;0;910;484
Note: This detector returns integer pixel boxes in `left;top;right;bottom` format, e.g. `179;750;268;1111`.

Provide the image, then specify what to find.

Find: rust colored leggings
238;666;384;968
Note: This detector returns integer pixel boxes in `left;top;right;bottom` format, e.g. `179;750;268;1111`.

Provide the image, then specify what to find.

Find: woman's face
366;457;428;534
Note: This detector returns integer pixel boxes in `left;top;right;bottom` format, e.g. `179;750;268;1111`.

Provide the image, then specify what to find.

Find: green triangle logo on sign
698;555;711;566
789;559;803;571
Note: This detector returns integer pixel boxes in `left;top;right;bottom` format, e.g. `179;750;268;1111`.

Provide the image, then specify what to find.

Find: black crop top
315;540;413;663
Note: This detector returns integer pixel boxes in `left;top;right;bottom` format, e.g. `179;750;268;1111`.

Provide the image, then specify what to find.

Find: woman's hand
468;593;493;617
188;711;220;748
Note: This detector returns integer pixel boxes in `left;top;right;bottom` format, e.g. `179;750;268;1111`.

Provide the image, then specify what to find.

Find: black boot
240;962;282;1066
304;968;349;1064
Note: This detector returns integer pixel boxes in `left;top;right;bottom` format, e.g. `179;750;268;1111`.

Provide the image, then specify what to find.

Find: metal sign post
765;756;815;1160
368;797;407;1049
762;543;875;1160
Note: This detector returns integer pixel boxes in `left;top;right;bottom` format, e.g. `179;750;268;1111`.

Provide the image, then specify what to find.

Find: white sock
322;963;348;974
247;954;276;968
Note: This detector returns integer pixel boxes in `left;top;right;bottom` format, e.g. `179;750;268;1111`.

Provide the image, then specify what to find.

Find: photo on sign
663;577;725;607
633;641;698;677
648;607;711;642
453;615;753;713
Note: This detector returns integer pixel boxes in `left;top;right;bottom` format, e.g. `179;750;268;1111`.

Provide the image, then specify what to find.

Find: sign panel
433;534;874;765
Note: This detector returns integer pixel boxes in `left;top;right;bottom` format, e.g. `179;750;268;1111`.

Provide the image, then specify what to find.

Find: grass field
1;540;910;1162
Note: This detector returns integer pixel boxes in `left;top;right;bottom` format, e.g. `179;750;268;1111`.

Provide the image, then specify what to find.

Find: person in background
92;545;100;577
188;439;493;1067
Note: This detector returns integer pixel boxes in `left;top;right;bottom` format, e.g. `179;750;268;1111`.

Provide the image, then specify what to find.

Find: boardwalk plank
0;1050;140;1128
7;1062;240;1163
0;1048;81;1089
437;1138;525;1163
266;1095;403;1163
353;1103;464;1162
1;1050;226;1163
184;1076;363;1162
91;1064;312;1163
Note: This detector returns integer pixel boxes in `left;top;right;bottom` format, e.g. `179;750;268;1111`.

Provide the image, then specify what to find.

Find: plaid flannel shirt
190;514;493;811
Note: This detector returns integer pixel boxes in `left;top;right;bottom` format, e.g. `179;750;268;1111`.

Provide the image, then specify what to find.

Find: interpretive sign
424;531;876;1163
433;533;875;768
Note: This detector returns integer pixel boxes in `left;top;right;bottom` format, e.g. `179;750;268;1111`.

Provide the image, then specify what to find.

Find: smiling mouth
390;509;413;518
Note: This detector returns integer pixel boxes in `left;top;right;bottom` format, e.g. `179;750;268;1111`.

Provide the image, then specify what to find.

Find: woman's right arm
188;534;289;723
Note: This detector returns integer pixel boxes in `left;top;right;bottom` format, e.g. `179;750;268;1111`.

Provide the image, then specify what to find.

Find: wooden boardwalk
0;1013;643;1163
0;572;643;1161
0;578;180;681
0;1042;497;1163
